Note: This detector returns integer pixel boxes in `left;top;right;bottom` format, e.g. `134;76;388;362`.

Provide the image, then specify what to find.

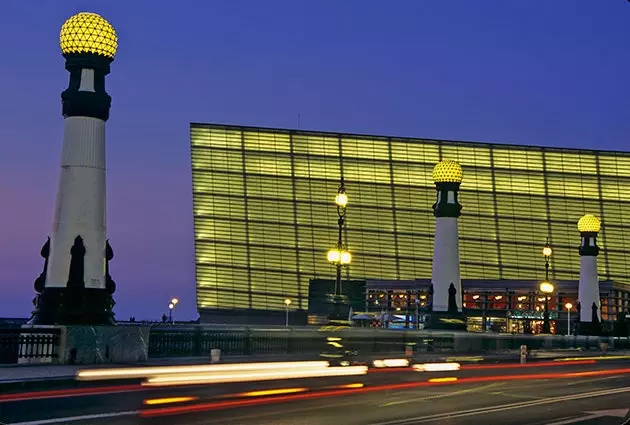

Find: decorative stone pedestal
62;325;150;364
575;321;602;337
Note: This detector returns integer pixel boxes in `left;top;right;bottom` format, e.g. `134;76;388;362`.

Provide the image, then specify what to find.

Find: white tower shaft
578;249;599;323
46;67;107;290
432;217;462;312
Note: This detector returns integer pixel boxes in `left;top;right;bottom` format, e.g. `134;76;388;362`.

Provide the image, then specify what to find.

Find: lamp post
168;297;178;323
540;281;554;334
327;180;351;296
543;238;552;281
415;298;420;330
284;298;292;327
565;302;573;336
540;239;553;334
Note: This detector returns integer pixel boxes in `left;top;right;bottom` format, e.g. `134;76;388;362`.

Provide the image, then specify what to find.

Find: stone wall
62;325;150;364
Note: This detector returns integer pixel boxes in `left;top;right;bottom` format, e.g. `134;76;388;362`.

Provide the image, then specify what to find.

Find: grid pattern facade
191;123;630;313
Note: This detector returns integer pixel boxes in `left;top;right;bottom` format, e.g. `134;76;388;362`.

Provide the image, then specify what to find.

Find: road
1;359;629;425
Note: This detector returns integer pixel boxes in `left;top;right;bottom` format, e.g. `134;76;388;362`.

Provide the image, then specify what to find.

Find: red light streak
462;359;596;370
0;384;144;403
139;367;630;418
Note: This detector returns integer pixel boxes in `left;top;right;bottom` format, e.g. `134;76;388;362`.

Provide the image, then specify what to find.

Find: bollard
520;345;527;364
405;345;413;358
210;348;221;363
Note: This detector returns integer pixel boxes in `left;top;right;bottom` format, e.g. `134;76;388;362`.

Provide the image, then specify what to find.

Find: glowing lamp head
539;281;554;294
432;160;463;184
168;303;174;309
60;12;118;59
284;298;292;306
327;249;340;263
577;214;601;233
565;302;573;310
340;250;352;265
542;245;552;258
335;192;348;208
171;298;179;305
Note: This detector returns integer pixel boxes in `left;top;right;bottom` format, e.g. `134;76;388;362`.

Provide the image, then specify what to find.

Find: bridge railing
0;327;61;364
147;327;624;359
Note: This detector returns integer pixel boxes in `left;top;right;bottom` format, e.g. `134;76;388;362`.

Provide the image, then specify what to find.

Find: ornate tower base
30;239;116;326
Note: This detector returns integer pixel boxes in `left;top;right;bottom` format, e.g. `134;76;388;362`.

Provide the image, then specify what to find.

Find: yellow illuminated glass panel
462;191;496;216
545;152;597;175
245;153;292;176
295;179;344;203
460;239;498;265
191;127;242;149
392;164;433;187
460;215;498;240
398;258;432;280
492;148;544;171
390;140;440;163
396;211;436;237
342;138;390;160
243;131;291;152
441;145;491;168
463;169;493;192
192;171;244;196
349;207;394;231
294;156;341;180
599;155;630;178
351;183;394;208
192;148;244;172
293;134;339;156
343;160;391;184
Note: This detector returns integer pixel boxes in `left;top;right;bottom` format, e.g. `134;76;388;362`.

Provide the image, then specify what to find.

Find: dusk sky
0;1;628;321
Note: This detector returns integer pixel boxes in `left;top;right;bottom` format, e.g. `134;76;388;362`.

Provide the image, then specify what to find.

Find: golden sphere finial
60;12;118;59
577;214;601;233
432;160;463;183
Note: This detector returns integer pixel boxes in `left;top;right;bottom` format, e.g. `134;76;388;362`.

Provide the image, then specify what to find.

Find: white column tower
577;214;602;327
430;160;464;315
30;12;118;325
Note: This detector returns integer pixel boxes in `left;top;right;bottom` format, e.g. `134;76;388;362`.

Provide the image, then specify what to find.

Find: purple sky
0;1;629;321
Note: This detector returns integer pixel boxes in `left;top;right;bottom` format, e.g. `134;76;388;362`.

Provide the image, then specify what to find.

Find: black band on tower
579;231;599;256
433;182;462;218
61;53;112;121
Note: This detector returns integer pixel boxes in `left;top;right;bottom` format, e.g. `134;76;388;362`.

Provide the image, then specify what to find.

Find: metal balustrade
0;325;624;364
0;328;61;364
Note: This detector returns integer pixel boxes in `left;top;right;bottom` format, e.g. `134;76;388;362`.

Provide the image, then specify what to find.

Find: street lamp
284;298;292;327
542;238;552;280
327;179;351;296
168;297;179;323
540;238;553;334
565;302;573;336
540;280;554;334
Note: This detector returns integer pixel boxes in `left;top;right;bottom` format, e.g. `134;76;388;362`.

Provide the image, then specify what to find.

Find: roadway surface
1;359;629;425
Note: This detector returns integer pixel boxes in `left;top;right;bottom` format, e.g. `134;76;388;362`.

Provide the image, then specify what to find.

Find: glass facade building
190;123;630;320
